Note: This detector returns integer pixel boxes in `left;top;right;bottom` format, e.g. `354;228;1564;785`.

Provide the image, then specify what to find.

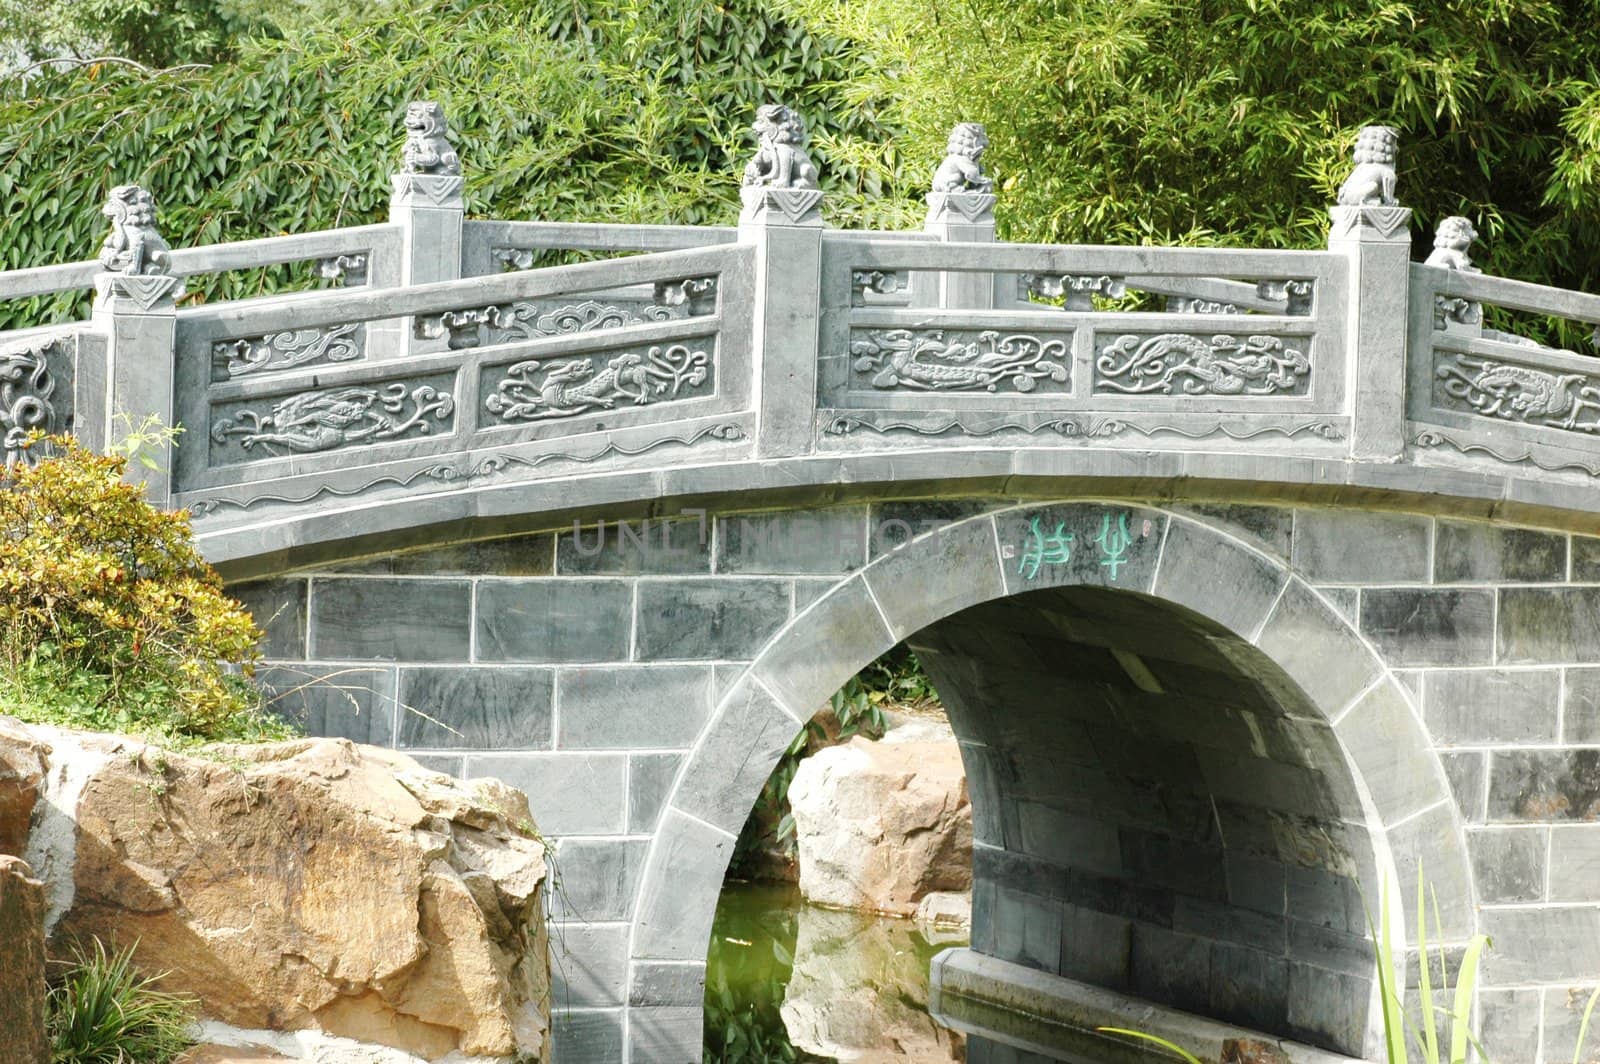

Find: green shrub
48;938;194;1064
0;433;291;744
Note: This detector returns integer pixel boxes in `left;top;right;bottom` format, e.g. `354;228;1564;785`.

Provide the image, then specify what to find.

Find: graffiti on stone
1016;515;1074;580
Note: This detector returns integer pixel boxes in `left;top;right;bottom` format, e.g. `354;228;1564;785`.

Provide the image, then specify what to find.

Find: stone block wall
231;498;1600;1063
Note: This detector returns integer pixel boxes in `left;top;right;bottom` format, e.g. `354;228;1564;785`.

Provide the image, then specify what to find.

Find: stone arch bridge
6;109;1600;1062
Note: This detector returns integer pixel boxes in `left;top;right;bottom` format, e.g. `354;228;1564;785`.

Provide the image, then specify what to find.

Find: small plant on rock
48;937;194;1064
0;432;290;744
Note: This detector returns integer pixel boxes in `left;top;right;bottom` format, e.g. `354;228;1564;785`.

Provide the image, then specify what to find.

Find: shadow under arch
627;501;1476;1060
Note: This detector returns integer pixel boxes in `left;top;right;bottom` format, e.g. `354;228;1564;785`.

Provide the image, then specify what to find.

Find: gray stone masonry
230;498;1600;1064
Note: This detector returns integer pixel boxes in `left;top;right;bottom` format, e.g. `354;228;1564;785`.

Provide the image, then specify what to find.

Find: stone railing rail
0;222;401;302
3;105;1597;543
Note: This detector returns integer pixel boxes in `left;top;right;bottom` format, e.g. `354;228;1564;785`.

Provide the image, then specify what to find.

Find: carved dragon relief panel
1433;352;1600;435
1093;333;1311;396
209;374;456;463
847;328;1071;394
212;322;364;380
2;336;63;469
482;341;714;422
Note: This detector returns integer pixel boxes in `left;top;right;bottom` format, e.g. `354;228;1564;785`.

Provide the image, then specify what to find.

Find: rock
788;737;971;916
1222;1038;1291;1064
914;890;972;944
0;854;48;1064
780;902;964;1062
0;722;48;857
0;718;549;1062
176;1047;292;1063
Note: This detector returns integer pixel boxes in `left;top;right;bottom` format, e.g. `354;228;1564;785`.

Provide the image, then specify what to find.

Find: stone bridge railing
4;106;1600;536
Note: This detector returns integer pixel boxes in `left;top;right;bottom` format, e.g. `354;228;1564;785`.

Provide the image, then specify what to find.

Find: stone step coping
928;947;1366;1064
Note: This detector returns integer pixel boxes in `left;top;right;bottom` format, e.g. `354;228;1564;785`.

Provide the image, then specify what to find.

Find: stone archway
626;502;1474;1061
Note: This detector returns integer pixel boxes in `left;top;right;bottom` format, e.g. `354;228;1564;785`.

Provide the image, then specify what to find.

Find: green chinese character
1018;515;1073;580
1094;511;1133;580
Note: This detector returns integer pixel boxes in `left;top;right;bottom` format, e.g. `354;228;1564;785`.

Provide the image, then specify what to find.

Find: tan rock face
788;738;972;916
0;723;48;858
0;854;49;1064
15;726;550;1062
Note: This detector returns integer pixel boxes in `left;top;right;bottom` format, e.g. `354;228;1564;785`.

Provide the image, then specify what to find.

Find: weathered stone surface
1434;521;1566;583
0;721;48;858
1358;588;1495;666
0;855;47;1064
1467;827;1545;903
633;578;789;660
256;664;396;746
310;578;472;661
789;738;971;916
475;579;631;663
1488;749;1600;821
1290;511;1429;583
1499;587;1600;664
230;578;308;659
1426;668;1560;745
175;1047;290;1063
397;666;553;750
40;726;549;1062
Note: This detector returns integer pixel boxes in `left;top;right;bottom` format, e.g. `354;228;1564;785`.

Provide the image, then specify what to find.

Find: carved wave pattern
186;422;746;516
210;378;455;462
484;343;712;422
849;329;1070;393
213;322;363;379
826;413;1342;441
1;337;61;469
1434;354;1600;434
1094;333;1310;396
1414;429;1600;478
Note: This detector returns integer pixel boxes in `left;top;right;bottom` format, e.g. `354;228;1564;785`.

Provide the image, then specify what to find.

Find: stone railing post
916;122;1001;309
387;101;464;355
739;103;825;459
1328;125;1411;462
90;184;182;505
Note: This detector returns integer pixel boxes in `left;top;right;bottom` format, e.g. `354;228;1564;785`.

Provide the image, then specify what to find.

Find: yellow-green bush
0;434;287;743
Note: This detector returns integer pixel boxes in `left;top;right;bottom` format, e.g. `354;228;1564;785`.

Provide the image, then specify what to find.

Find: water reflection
704;884;964;1062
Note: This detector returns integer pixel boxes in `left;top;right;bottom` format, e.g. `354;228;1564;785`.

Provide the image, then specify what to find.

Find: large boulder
0;718;549;1062
788;737;971;916
0;854;48;1064
0;724;47;857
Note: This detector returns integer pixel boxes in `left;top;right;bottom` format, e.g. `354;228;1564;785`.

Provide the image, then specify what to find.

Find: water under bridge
5;106;1600;1063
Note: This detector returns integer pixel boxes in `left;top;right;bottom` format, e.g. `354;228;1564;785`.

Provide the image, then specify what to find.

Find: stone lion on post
402;100;461;176
1425;216;1480;272
98;185;172;276
931;122;994;194
741;104;819;190
1336;125;1399;207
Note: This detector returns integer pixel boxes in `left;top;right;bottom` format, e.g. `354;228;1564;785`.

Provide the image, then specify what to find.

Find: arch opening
913;584;1380;1055
629;504;1467;1063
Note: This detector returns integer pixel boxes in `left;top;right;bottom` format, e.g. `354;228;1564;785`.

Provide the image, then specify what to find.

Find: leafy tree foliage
779;0;1600;293
0;0;908;329
0;0;282;69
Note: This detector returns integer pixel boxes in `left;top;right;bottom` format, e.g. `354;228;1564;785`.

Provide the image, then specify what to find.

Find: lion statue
402;100;461;176
931;122;993;194
1425;216;1479;272
741;104;819;190
98;185;172;276
1336;125;1399;207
